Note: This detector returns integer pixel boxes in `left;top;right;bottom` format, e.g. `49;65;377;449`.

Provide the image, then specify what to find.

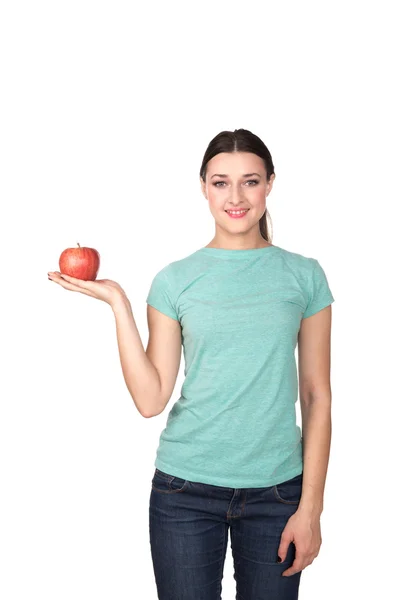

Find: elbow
140;408;159;418
130;394;158;418
300;383;332;406
138;400;165;419
133;390;168;418
141;406;163;418
137;401;157;418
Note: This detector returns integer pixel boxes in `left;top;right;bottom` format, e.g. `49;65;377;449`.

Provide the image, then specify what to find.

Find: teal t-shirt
146;244;334;488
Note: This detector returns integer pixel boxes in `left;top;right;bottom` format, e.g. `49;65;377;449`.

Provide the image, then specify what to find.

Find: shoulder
275;245;316;263
274;245;319;277
150;249;203;287
276;247;335;317
160;249;204;275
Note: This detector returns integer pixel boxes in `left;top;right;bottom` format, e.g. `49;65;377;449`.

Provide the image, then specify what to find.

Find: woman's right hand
47;271;127;307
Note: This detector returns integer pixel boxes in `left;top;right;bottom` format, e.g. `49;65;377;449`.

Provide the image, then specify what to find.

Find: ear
200;177;207;199
266;173;275;197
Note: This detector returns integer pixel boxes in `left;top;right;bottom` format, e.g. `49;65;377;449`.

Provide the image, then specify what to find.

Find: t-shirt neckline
197;245;281;259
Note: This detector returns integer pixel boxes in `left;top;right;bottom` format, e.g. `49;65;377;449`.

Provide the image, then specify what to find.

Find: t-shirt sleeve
146;268;179;321
303;259;335;319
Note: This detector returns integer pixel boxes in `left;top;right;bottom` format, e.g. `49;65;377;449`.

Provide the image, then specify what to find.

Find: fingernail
276;556;282;563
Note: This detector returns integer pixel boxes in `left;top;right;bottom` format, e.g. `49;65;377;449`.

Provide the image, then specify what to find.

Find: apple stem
77;242;80;248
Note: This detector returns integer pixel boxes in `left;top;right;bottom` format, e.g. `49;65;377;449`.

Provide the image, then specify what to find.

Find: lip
225;209;250;219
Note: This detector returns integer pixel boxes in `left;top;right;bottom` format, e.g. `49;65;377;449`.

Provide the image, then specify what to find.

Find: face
200;152;275;236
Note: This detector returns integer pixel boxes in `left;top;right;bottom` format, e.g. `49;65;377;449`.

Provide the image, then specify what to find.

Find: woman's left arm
279;305;333;576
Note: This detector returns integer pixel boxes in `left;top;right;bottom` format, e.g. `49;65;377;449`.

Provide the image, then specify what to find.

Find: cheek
250;192;267;215
250;188;267;204
207;194;225;214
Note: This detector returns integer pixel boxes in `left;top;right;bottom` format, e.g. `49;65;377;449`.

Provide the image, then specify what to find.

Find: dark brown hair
199;128;275;242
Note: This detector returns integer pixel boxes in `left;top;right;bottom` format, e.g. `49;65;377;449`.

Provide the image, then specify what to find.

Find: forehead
207;152;265;175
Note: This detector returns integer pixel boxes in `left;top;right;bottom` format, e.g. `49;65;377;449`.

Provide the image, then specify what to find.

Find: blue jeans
149;468;303;599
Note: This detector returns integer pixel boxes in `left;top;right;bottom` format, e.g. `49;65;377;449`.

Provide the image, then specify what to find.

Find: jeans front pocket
273;472;303;505
151;468;189;494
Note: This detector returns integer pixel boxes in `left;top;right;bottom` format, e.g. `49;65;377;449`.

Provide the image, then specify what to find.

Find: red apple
59;243;100;280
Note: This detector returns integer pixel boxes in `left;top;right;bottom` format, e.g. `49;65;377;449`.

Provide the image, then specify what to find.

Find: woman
48;128;334;600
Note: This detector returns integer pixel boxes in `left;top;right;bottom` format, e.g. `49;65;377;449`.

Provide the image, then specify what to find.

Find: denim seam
217;524;228;595
152;470;189;494
273;485;300;505
227;490;247;519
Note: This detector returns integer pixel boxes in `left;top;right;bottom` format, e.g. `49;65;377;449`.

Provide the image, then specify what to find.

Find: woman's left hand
278;509;322;577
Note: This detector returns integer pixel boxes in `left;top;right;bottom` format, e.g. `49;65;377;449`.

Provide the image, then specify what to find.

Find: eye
213;180;259;187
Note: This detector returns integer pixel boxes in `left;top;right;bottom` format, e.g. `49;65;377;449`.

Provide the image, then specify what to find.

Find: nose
228;183;246;206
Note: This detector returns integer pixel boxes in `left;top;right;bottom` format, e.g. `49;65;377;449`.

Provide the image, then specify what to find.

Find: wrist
111;292;130;313
298;499;323;517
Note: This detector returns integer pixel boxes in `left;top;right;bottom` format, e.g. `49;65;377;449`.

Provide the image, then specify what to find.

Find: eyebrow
210;172;261;179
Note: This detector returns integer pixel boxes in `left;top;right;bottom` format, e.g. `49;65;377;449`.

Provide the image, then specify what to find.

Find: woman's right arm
47;270;180;418
112;294;181;418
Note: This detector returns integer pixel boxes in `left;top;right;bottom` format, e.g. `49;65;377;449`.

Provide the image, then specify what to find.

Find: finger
59;273;99;293
59;273;86;284
282;555;307;577
49;273;97;298
277;534;291;563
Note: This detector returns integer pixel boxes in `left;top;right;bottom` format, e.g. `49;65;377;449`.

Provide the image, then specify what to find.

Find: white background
1;0;399;598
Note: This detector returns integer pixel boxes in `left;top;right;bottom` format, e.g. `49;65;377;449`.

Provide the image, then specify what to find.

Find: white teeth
226;209;248;214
